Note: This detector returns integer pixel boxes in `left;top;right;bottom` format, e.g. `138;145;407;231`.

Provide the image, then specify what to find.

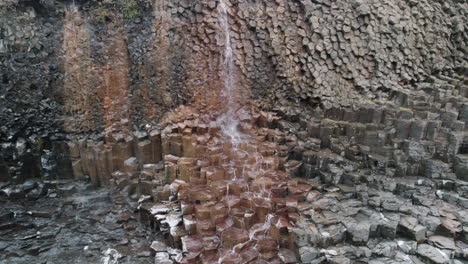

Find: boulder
416;244;450;264
398;216;427;242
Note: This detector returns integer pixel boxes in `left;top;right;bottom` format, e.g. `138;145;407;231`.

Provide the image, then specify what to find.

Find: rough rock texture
0;180;159;264
1;0;467;134
1;0;468;263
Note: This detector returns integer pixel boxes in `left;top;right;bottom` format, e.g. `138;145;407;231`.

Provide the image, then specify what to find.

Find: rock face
1;0;467;136
0;0;468;263
1;0;467;183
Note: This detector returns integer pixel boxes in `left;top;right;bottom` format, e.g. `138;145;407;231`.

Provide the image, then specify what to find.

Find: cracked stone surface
0;0;467;263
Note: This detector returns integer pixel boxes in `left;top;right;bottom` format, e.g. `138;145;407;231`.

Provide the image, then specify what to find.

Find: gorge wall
1;0;468;263
1;0;466;134
0;0;464;180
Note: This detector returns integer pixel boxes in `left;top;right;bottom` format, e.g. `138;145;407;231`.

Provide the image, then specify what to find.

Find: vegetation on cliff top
93;0;150;24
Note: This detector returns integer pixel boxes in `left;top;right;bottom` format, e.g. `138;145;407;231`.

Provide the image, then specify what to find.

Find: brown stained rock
162;133;184;157
154;185;171;201
224;195;241;210
71;159;84;180
107;144;121;172
253;197;274;222
262;156;280;171
183;135;197;158
181;200;194;215
190;187;216;203
178;158;198;182
211;202;229;225
67;142;81;159
142;163;164;178
165;156;179;183
170;142;183;157
239;244;260;263
195;204;212;221
270;215;294;241
204;166;225;182
124;108;298;259
238;192;255;208
216;216;235;234
261;254;281;263
222;226;249;249
226;180;248;195
285;198;299;213
137;140;154;164
83;148;99;185
118;139;135;168
181;235;204;254
197;219;216;236
208;154;224;167
210;181;229;199
288;184;306;197
284;160;302;177
220;252;242;264
436;218;463;238
251;177;275;192
231;210;250;230
170;179;188;193
95;146;111;185
198;252;218;264
202;235;221;255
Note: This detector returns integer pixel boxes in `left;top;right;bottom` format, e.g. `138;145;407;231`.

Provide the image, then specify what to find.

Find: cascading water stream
215;1;289;261
218;0;241;142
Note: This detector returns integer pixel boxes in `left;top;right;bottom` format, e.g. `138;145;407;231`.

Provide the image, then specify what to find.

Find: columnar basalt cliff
0;0;467;263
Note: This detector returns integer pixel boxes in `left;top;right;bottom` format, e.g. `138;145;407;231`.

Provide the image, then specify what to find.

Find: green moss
399;107;411;111
122;0;139;19
96;7;112;24
93;0;140;24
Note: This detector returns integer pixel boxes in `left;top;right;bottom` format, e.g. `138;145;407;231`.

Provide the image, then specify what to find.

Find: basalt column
153;0;175;109
62;5;102;132
102;28;132;134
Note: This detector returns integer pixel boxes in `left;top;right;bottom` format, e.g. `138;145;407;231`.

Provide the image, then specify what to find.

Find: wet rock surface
0;180;162;264
64;104;465;263
1;103;467;263
0;0;467;263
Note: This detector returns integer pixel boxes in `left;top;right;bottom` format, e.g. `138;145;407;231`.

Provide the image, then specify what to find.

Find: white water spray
218;0;241;141
215;1;282;262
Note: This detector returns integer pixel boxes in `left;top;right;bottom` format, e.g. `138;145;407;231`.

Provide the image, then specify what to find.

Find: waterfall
218;0;241;142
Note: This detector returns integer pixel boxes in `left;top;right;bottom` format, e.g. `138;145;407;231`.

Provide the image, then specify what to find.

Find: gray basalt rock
423;159;453;179
398;216;427;242
416;244;450;264
454;155;468;181
299;246;323;263
344;220;370;245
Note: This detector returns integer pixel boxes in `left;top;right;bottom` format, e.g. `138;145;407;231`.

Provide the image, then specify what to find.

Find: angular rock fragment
398;216;427;242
